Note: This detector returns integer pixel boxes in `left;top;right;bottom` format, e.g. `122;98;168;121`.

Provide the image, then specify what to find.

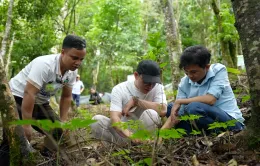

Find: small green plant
131;129;153;141
179;114;203;121
159;128;186;139
134;158;152;166
112;149;134;164
10;118;96;131
190;129;202;135
112;120;144;131
208;119;237;130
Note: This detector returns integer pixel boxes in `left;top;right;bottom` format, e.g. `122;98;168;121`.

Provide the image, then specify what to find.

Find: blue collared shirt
177;63;245;123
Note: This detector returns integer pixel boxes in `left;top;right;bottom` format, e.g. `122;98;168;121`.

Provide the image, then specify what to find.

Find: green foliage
165;90;178;102
227;67;241;75
179;0;212;48
143;32;167;61
190;129;201;135
218;3;239;43
10;118;96;131
179;114;203;121
112;120;144;131
241;95;250;103
131;129;153;141
159;128;186;139
112;149;134;164
208;119;237;130
16;0;63;21
135;158;152;166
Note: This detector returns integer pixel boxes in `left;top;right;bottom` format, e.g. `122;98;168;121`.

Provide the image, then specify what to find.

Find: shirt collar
188;65;215;86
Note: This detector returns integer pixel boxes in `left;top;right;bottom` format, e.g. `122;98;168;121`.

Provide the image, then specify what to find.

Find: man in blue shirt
162;45;244;134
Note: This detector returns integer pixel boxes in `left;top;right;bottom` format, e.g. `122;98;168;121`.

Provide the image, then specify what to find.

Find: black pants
0;96;63;165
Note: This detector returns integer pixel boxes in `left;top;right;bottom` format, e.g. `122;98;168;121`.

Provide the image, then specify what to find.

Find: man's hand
23;125;32;142
122;97;136;116
170;102;181;122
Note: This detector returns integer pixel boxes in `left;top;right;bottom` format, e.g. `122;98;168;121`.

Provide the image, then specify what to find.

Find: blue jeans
72;94;80;107
166;102;244;135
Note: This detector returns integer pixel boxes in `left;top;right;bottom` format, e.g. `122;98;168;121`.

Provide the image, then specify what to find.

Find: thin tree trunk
161;0;182;94
231;0;260;146
92;61;100;89
5;33;15;78
229;40;237;68
0;68;36;165
0;0;14;67
211;0;235;68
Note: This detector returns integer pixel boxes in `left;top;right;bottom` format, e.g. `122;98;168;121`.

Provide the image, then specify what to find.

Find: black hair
179;45;211;69
62;34;86;50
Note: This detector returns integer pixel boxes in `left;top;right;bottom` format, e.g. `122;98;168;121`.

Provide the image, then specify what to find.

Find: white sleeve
27;59;50;90
153;84;167;105
80;81;84;88
110;86;123;112
66;72;77;88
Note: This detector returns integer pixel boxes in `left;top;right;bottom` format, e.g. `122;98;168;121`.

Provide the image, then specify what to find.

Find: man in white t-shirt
0;35;86;160
72;74;84;107
90;60;167;145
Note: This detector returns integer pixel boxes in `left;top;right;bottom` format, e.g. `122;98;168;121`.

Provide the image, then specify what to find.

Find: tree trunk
0;67;36;165
161;0;182;94
5;33;15;78
231;0;260;146
229;40;237;67
211;0;235;68
92;61;100;89
0;0;39;165
0;0;14;66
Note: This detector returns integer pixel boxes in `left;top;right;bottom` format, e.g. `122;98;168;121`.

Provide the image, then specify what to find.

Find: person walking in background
89;87;102;105
72;74;85;107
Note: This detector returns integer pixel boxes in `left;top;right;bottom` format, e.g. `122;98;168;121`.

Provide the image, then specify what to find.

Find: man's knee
186;102;206;115
140;109;161;130
92;114;107;121
91;115;110;130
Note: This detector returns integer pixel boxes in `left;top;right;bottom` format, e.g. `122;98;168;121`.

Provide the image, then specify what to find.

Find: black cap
136;60;161;83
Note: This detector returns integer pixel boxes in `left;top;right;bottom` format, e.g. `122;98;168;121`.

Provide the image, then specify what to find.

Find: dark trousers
166;102;244;135
72;94;80;107
0;96;62;165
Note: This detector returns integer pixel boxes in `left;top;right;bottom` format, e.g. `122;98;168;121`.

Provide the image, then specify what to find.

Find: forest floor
0;86;259;165
23;101;259;166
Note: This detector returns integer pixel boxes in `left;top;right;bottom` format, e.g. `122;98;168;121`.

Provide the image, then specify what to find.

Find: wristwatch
132;96;139;106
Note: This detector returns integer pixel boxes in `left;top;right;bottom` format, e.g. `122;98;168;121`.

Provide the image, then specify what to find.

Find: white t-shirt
110;80;167;121
72;80;84;95
9;54;77;104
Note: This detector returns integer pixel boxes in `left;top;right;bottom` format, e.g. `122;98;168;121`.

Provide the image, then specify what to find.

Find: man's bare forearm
137;99;166;116
110;112;132;138
60;96;71;122
22;91;35;120
176;94;216;106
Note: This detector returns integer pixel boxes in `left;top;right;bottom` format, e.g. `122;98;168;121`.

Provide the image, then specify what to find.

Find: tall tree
160;0;182;92
211;0;238;68
0;0;14;66
231;0;260;146
0;0;36;165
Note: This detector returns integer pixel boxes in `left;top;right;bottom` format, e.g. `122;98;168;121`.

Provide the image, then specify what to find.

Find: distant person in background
72;74;85;107
89;87;102;105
